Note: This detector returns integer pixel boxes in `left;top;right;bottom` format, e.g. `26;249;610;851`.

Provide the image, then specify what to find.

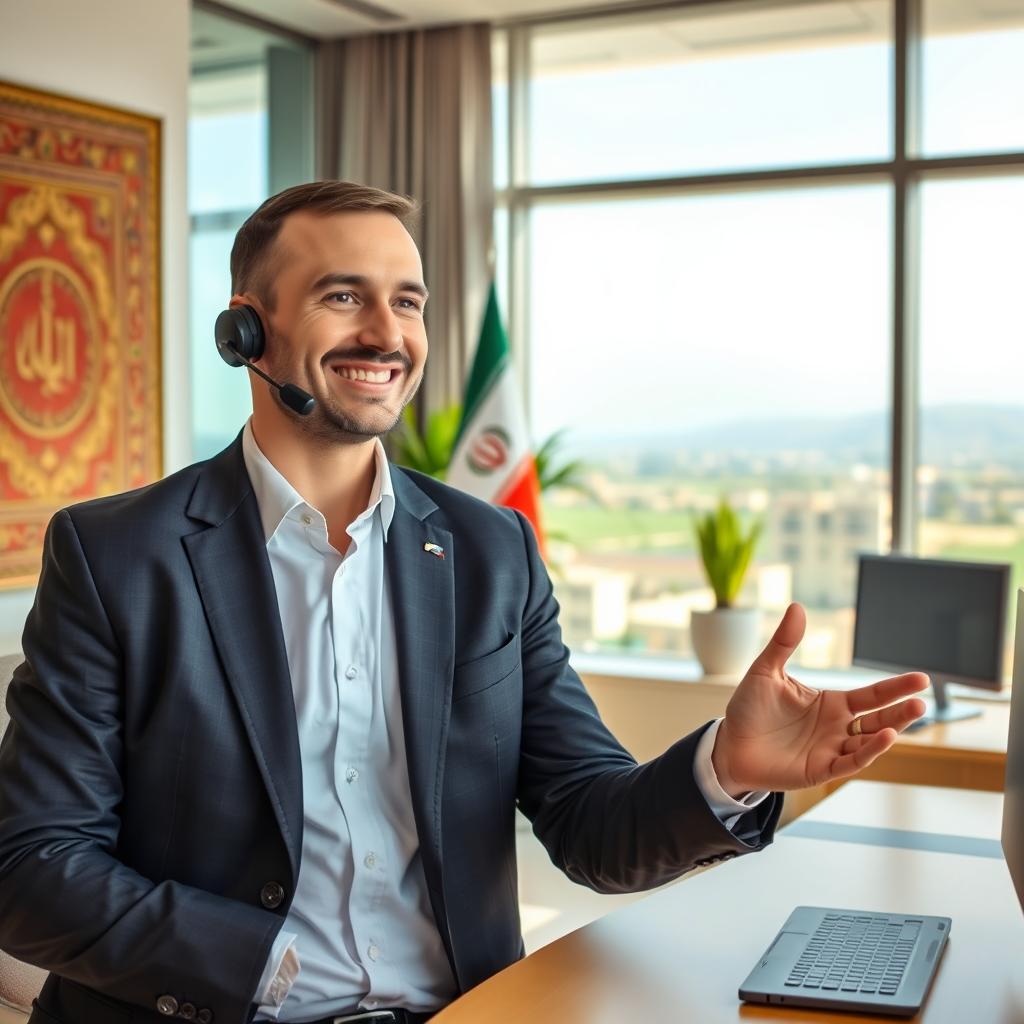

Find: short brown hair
230;180;419;308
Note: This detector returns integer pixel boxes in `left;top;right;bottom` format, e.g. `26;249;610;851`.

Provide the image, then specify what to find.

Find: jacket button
156;995;179;1016
197;1010;213;1023
179;1004;197;1020
260;881;285;909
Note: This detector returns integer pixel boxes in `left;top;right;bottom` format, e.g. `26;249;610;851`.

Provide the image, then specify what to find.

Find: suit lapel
182;439;303;879
386;470;454;882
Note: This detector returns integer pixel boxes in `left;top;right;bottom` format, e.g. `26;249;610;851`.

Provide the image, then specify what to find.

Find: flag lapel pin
423;542;445;559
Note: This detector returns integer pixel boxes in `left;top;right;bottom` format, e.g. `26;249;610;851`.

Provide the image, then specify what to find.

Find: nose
357;300;403;355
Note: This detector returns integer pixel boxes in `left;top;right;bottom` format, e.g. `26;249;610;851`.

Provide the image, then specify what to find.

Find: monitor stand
906;679;982;730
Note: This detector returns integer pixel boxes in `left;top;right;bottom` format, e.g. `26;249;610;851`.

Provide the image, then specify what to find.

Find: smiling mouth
330;364;401;385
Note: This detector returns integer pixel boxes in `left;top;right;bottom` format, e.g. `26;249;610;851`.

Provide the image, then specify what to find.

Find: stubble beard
263;336;422;446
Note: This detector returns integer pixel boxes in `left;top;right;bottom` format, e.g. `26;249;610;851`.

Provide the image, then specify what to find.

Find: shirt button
345;665;358;679
346;767;359;783
364;851;377;869
197;1011;214;1024
301;513;312;525
368;944;380;961
179;1005;197;1020
366;999;379;1009
156;995;179;1016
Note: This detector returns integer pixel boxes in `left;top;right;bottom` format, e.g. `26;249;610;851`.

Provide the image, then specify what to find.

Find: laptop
739;589;1024;1016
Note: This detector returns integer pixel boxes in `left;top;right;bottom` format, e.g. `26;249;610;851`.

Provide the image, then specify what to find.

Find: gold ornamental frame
0;81;162;589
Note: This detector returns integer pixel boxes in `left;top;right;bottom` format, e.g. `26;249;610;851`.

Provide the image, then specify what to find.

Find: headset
214;305;315;415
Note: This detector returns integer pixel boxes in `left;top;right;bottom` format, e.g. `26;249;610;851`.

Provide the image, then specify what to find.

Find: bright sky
516;24;1024;443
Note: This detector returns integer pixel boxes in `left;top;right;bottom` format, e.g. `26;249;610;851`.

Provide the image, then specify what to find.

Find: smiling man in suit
0;181;929;1024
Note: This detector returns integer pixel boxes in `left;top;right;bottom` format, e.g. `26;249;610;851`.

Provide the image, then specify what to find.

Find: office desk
432;782;1024;1023
581;671;1011;793
856;704;1010;791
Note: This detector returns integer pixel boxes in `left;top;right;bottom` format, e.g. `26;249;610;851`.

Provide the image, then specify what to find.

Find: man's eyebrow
310;272;429;299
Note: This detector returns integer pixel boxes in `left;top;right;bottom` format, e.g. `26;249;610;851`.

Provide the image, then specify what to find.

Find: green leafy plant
393;403;462;480
394;407;594;501
692;499;762;609
534;428;597;501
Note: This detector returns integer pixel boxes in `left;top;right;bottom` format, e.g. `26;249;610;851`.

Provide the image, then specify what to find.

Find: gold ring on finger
849;716;864;737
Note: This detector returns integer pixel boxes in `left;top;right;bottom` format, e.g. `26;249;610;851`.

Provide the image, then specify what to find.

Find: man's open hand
711;603;929;796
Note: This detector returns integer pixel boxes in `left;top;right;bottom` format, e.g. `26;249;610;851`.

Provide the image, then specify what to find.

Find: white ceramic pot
690;607;761;677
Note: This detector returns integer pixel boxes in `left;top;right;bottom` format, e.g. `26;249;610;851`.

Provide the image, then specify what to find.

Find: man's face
247;209;428;443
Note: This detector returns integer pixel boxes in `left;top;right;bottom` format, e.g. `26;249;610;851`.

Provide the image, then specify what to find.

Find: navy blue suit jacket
0;435;781;1023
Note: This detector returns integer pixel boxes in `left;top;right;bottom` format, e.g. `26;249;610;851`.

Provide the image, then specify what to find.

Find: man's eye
327;291;354;303
397;298;423;311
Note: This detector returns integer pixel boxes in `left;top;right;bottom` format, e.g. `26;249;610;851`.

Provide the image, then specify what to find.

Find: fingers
829;728;898;780
847;673;930;714
749;603;806;676
840;732;878;757
852;696;928;737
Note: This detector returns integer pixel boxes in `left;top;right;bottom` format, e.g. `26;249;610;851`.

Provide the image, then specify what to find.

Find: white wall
0;0;191;652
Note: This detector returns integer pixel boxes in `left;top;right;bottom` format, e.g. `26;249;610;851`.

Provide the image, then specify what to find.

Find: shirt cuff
694;718;770;832
255;930;300;1019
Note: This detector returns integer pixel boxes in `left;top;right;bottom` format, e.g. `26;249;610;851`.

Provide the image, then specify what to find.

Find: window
917;176;1024;633
922;0;1024;156
496;0;1024;674
189;6;312;461
527;2;892;185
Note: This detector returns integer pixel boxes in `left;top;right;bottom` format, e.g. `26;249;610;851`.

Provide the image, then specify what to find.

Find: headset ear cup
236;305;265;361
214;305;266;366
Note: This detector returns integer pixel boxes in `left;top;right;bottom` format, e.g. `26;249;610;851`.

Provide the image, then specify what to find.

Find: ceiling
205;0;1024;40
192;0;1024;74
205;0;648;38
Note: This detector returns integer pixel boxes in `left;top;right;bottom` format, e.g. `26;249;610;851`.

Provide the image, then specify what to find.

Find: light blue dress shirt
243;423;455;1021
242;420;766;1019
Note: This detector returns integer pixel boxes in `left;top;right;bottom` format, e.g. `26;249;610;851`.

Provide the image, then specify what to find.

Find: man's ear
229;293;263;315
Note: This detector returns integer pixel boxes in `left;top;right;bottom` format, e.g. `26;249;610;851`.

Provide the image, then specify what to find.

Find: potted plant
690;499;763;676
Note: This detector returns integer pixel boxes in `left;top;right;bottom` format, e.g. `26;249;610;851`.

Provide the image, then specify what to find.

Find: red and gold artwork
0;81;161;588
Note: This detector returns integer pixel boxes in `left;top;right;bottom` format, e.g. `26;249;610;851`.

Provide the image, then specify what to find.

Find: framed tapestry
0;81;162;589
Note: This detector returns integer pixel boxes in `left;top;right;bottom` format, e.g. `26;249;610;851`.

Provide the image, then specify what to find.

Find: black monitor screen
853;555;1008;688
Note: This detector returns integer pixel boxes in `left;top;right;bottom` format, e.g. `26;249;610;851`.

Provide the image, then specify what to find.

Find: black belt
299;1010;433;1024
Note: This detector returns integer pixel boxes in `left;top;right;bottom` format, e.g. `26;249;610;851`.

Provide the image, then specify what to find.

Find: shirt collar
241;419;395;545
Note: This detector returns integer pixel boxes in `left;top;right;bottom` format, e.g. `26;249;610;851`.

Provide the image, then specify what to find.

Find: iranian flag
447;283;545;551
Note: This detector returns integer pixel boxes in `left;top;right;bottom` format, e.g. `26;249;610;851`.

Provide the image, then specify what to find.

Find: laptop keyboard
784;913;922;997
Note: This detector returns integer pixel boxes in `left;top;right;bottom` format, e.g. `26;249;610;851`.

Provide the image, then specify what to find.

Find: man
0;181;928;1024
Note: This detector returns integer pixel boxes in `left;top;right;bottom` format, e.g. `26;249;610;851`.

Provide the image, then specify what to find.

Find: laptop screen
1002;589;1024;915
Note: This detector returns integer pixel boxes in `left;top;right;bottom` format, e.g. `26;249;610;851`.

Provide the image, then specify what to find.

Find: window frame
494;0;1024;555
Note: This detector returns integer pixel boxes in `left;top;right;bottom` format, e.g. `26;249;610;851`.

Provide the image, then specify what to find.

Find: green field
543;504;697;552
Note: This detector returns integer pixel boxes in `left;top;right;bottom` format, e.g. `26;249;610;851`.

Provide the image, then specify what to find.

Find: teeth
336;366;392;383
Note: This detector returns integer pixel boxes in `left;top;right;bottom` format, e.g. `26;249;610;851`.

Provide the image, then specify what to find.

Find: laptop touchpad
762;931;809;966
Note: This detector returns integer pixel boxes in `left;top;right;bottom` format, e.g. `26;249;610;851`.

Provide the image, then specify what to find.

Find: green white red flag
447;283;545;551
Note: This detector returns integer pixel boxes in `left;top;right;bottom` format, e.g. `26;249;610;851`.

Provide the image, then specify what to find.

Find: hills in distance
566;404;1024;470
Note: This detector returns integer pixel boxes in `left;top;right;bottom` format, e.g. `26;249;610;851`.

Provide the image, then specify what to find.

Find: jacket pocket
453;633;521;700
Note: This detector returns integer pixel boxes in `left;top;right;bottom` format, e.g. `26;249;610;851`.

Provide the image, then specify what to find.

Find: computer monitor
853;554;1010;726
1002;589;1024;916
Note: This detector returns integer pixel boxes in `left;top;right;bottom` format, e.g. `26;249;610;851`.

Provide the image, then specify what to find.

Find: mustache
322;347;412;372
